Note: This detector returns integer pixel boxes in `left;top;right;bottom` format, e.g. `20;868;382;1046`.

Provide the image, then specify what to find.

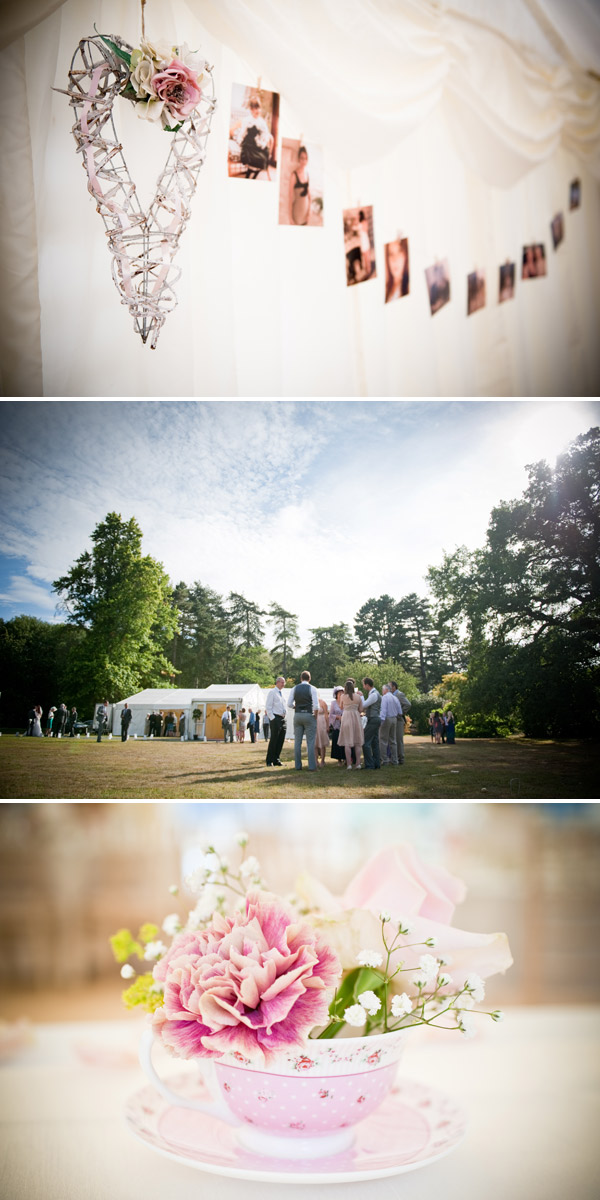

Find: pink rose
151;58;202;121
299;845;512;987
152;891;341;1064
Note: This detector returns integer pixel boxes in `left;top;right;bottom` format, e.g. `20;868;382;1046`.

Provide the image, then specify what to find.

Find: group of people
144;710;185;740
25;703;77;737
429;709;456;745
264;672;411;771
221;707;269;744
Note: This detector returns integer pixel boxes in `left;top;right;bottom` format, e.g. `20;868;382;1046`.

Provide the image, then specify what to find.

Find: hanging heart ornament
63;34;216;348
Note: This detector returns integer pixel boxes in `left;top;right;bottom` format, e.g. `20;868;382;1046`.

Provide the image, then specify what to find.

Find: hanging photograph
551;213;565;250
228;84;279;180
279;139;324;226
498;262;515;303
522;244;547;279
384;237;410;302
425;259;451;315
467;269;486;315
343;206;376;285
569;178;581;209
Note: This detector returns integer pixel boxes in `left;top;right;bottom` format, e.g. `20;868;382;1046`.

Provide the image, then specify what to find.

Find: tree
228;646;275;688
305;624;353;685
427;429;600;737
394;593;440;693
0;616;85;726
52;512;178;707
227;592;265;650
353;595;410;662
268;602;300;676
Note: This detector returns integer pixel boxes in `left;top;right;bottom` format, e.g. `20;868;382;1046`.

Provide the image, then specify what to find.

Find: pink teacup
140;1026;407;1159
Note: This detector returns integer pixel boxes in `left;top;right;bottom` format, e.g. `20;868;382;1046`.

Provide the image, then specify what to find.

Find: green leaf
163;122;184;133
99;35;132;68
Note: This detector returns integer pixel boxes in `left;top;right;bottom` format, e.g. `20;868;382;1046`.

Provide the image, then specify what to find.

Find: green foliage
427;429;600;740
455;713;514;738
0;615;86;726
99;34;131;67
345;660;419;698
268;602;300;677
109;928;143;963
407;694;440;735
228;646;275;688
122;973;164;1012
52;513;178;709
305;624;354;686
318;967;384;1039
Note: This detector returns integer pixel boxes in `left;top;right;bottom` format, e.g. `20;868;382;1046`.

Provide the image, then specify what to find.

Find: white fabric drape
0;0;599;396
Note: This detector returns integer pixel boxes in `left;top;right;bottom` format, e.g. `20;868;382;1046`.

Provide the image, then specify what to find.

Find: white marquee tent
1;0;599;397
112;683;340;740
113;683;266;739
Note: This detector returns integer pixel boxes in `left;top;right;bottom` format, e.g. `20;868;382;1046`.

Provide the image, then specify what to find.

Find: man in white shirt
390;681;411;766
361;676;381;769
287;670;319;771
379;685;401;765
265;676;287;766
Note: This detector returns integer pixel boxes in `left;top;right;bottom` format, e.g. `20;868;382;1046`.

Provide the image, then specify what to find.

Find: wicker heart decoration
64;35;216;348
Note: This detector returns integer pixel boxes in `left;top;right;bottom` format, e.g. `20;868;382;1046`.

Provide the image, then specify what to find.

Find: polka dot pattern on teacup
215;1063;398;1135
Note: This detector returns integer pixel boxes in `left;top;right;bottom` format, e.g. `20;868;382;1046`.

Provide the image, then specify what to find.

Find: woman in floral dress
338;679;364;770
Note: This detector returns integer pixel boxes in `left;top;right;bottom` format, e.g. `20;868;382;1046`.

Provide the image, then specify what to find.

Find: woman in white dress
32;705;43;736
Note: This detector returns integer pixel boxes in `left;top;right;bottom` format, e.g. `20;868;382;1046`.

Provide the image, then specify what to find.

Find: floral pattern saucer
124;1073;467;1184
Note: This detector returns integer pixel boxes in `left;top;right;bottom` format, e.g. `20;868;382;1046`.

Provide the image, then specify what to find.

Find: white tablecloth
1;1006;598;1199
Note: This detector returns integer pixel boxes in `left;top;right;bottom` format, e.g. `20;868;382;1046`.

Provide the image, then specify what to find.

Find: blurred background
0;802;598;1021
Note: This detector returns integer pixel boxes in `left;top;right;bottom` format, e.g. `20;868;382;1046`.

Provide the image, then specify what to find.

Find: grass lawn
0;734;596;799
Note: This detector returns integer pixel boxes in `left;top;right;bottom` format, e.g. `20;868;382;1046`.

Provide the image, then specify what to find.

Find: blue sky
0;399;597;647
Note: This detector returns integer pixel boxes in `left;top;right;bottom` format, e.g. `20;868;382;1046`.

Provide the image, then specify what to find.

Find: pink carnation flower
150;59;202;121
151;892;341;1063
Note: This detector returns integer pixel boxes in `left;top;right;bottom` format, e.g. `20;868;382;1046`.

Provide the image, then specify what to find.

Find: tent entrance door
206;704;227;740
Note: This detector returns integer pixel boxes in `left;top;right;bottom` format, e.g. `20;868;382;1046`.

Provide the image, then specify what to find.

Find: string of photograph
228;80;582;315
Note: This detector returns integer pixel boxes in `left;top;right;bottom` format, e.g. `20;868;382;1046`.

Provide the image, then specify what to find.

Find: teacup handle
139;1028;240;1125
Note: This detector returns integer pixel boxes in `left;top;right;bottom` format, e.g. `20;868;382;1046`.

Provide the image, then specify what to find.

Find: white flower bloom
235;895;247;912
239;855;260;880
344;1004;368;1027
187;885;219;926
457;1011;476;1038
357;990;381;1016
424;936;438;947
465;973;485;1003
235;831;249;847
491;1010;505;1022
144;940;167;961
379;909;391;922
176;42;207;77
120;963;136;979
168;884;179;895
455;993;475;1010
438;973;453;987
418;954;439;982
149;981;165;994
201;852;221;872
391;993;413;1017
356;949;383;968
162;913;181;937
